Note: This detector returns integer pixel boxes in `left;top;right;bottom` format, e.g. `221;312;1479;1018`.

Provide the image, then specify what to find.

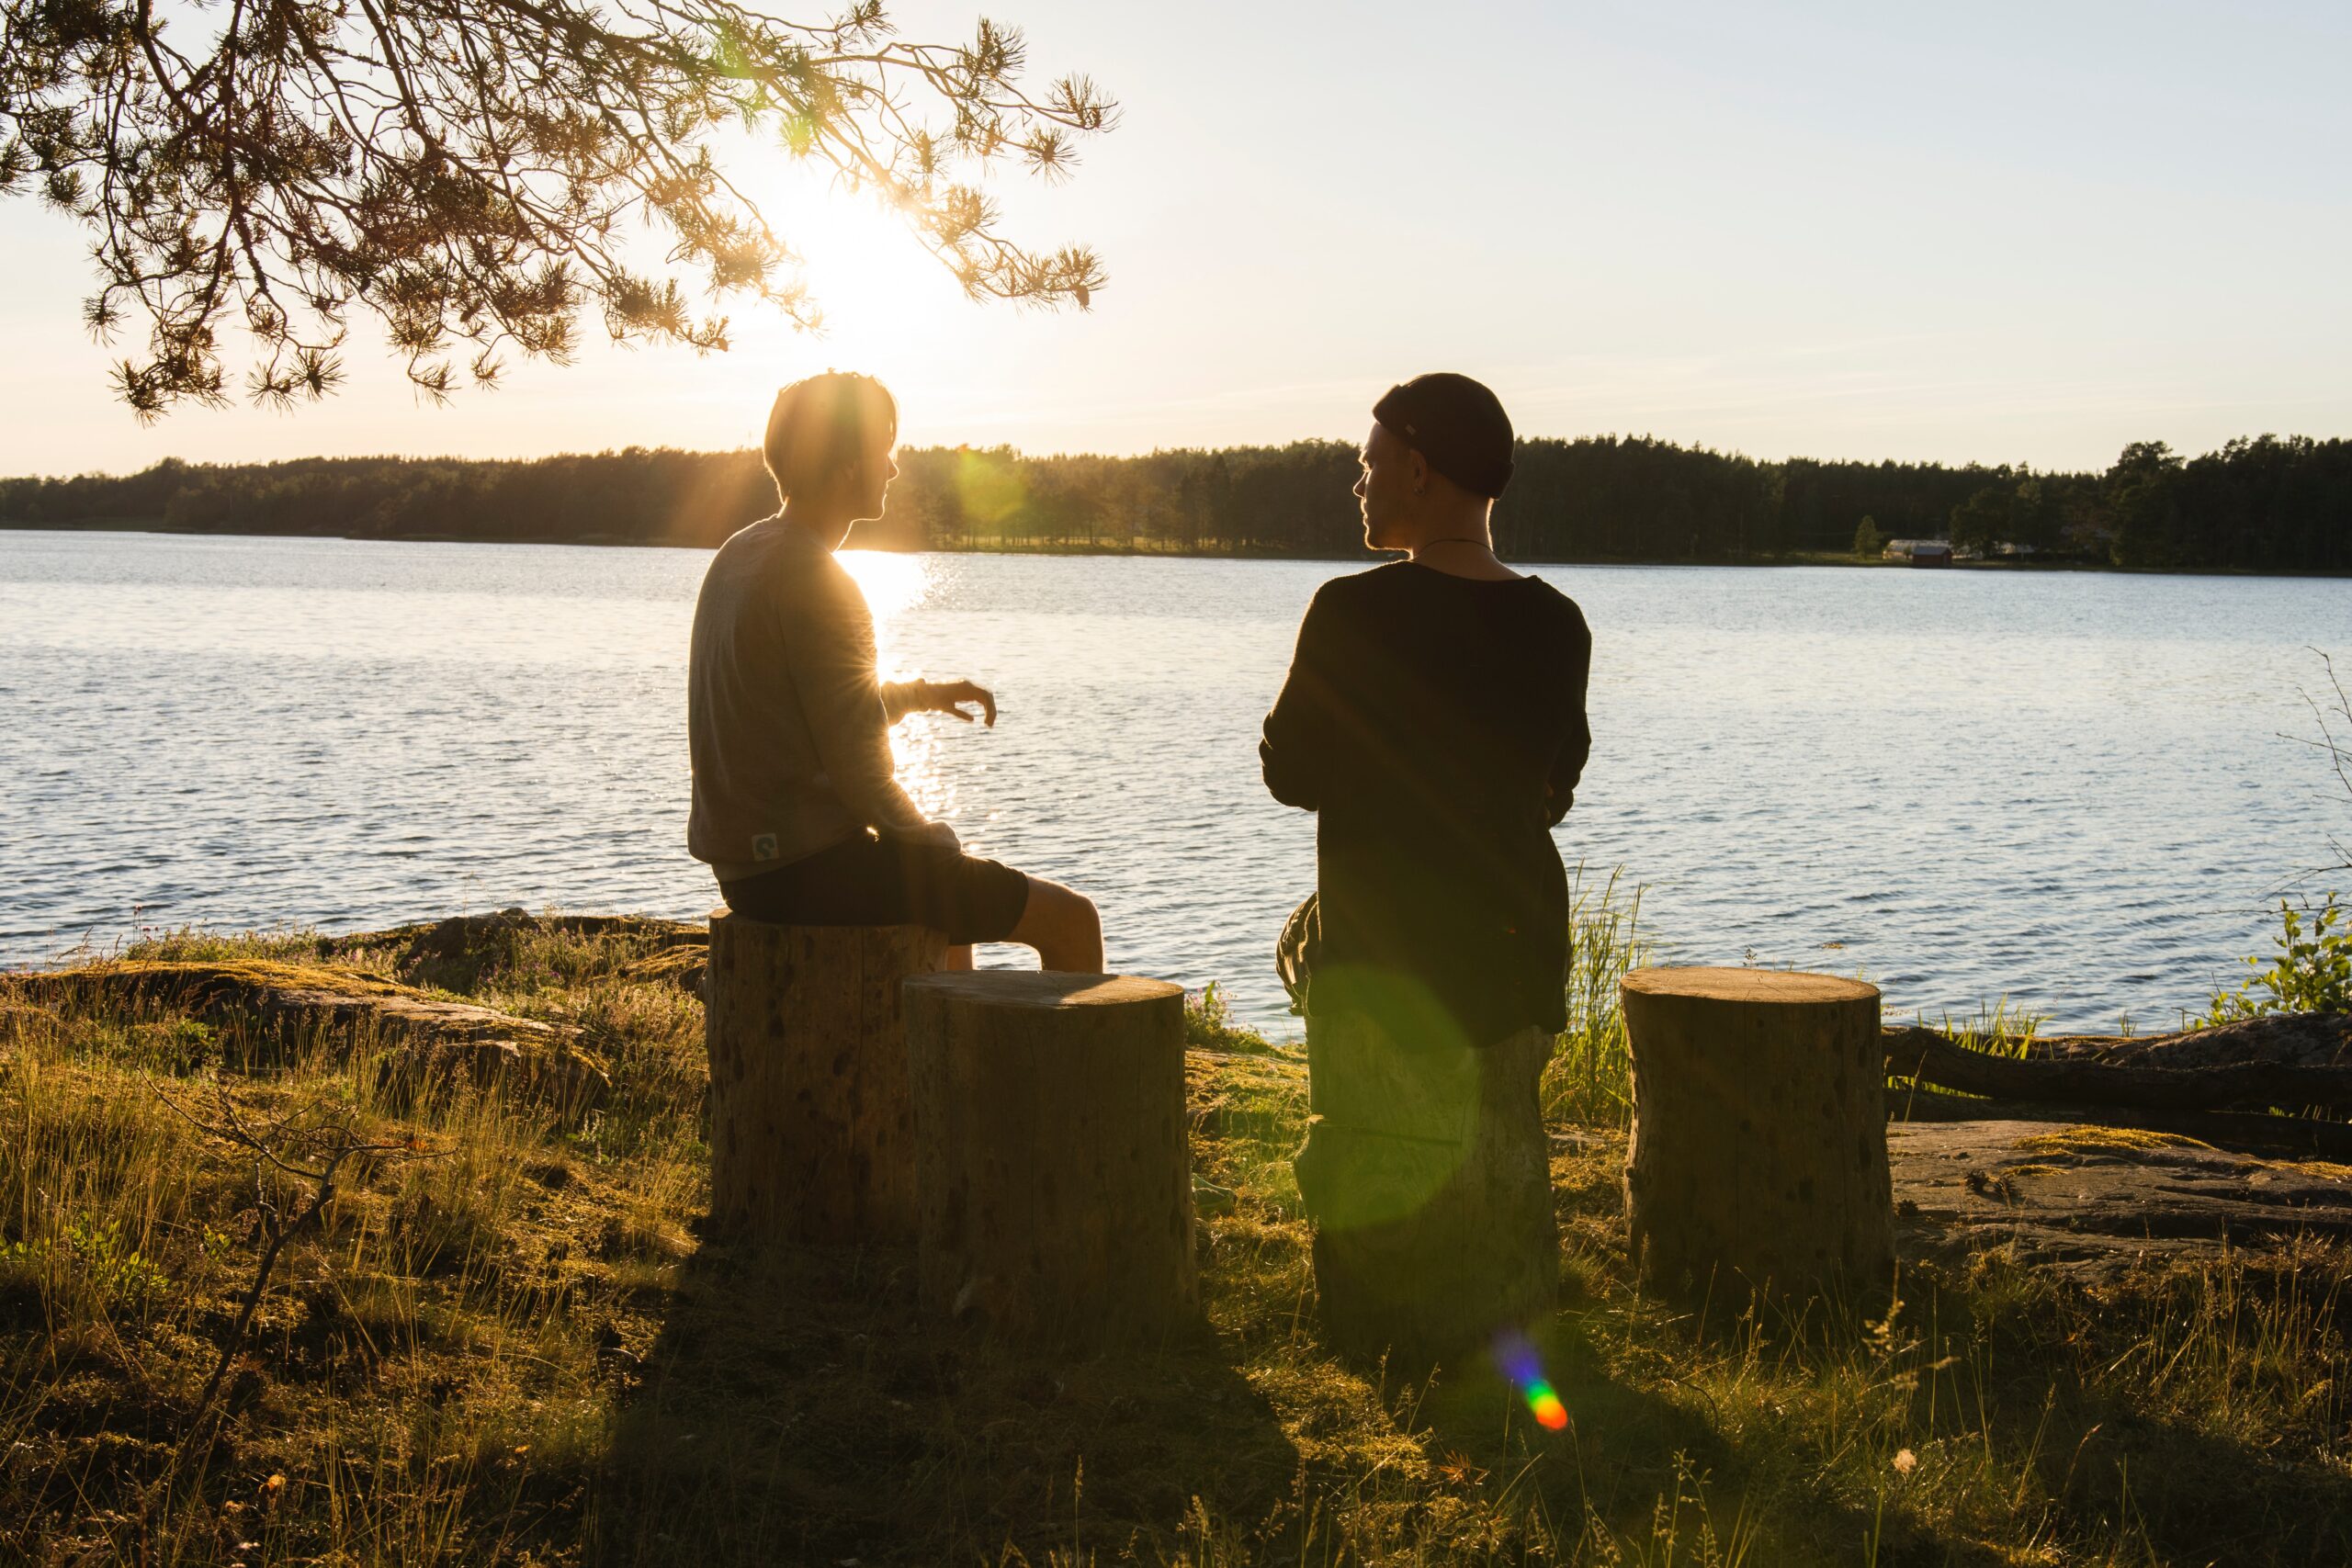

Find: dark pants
718;829;1031;946
1293;1011;1558;1366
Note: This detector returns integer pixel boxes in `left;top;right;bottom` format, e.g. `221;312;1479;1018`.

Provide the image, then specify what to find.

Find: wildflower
1892;1448;1917;1475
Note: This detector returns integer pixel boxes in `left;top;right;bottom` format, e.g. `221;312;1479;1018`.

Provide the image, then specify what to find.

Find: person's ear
1406;448;1430;494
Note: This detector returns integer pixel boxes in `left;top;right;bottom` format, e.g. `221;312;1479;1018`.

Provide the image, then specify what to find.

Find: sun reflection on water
837;548;960;827
836;547;933;625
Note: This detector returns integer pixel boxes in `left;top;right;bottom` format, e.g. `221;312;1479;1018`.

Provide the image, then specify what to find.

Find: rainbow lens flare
1491;1331;1570;1430
1524;1382;1569;1429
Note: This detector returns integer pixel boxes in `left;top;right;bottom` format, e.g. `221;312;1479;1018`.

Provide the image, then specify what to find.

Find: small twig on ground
148;1081;436;1466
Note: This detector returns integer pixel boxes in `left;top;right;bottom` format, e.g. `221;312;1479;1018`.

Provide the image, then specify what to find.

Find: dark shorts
718;829;1032;945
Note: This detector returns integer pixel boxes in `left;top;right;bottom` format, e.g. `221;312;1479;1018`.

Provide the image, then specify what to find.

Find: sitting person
687;371;1102;972
1261;371;1592;1364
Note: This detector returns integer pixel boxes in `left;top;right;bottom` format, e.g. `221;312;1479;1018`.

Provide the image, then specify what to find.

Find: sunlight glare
725;144;979;420
835;547;958;827
836;547;931;623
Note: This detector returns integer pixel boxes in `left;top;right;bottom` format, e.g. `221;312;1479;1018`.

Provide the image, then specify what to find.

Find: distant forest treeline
4;433;2348;570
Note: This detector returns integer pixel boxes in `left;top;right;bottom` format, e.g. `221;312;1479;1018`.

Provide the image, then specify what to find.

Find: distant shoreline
11;517;2352;579
9;432;2343;572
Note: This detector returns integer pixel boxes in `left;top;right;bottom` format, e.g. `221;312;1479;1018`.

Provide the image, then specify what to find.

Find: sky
3;0;2347;477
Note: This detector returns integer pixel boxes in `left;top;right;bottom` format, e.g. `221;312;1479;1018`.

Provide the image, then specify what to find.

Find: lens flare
1525;1382;1569;1430
1492;1330;1570;1431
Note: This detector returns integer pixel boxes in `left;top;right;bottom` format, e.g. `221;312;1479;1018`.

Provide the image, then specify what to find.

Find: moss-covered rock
7;958;609;1109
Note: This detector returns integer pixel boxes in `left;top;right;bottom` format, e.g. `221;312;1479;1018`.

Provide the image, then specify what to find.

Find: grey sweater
687;519;934;881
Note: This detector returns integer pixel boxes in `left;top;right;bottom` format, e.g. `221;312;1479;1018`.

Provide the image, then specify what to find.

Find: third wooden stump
1621;965;1893;1304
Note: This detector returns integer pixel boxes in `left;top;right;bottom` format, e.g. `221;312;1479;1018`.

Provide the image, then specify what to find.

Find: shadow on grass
2043;1400;2352;1566
588;1231;1298;1566
1907;1263;2352;1567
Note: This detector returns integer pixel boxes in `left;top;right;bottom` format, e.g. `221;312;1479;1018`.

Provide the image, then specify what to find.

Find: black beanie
1372;372;1515;498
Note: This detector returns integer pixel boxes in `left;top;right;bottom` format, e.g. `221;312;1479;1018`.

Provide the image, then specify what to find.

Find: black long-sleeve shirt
1261;561;1592;1048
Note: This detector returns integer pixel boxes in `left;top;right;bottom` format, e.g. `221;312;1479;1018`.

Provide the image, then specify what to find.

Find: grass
4;908;2352;1564
1544;865;1650;1127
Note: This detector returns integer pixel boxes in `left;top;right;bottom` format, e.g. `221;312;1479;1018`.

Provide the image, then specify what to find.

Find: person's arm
781;570;944;840
880;680;925;724
1261;583;1342;810
1544;609;1594;827
882;679;998;727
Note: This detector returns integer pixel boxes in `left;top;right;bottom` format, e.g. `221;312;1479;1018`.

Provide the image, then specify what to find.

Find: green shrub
1184;981;1280;1055
2207;895;2352;1021
1;1216;172;1319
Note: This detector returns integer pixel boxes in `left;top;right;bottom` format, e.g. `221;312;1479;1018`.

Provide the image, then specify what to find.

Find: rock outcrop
10;958;609;1111
1888;1119;2352;1276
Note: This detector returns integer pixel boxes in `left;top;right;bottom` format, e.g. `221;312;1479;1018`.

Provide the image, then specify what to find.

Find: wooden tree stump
904;972;1196;1343
1621;966;1893;1305
703;908;944;1247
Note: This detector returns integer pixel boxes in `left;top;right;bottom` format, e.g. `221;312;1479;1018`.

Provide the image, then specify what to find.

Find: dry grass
4;917;2351;1565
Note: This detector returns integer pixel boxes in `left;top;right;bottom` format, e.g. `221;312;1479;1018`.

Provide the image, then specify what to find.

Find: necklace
1411;536;1521;581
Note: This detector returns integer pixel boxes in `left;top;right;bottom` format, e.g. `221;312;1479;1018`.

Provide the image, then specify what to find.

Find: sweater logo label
752;833;780;862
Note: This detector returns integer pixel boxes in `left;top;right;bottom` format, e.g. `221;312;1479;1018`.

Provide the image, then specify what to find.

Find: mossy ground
2011;1128;2212;1158
5;919;2351;1564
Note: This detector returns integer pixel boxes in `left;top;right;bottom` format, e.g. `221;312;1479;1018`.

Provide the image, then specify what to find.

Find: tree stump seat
904;971;1197;1345
702;908;944;1247
1621;966;1893;1306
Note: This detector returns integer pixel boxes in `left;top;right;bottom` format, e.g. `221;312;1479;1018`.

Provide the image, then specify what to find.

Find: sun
718;144;978;418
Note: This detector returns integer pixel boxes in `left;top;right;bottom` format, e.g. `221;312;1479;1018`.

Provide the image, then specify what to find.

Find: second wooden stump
905;972;1196;1343
1622;965;1893;1305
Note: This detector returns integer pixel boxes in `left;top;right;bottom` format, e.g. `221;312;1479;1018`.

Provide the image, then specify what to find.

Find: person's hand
928;679;997;727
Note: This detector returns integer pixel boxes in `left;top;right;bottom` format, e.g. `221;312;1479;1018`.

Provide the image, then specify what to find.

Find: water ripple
4;533;2350;1036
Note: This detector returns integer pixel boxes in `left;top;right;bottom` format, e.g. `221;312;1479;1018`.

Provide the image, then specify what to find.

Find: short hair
762;372;898;499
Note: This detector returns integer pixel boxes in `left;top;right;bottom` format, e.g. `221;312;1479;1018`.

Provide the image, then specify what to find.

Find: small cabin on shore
1883;538;1954;568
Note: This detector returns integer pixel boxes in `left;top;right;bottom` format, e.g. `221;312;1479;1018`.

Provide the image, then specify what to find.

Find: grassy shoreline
6;911;2351;1564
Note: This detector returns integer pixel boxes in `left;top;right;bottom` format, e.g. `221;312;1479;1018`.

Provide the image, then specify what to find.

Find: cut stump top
1622;965;1879;1005
904;972;1183;1010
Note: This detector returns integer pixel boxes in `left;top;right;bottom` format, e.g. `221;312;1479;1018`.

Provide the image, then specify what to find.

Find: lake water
4;529;2347;1037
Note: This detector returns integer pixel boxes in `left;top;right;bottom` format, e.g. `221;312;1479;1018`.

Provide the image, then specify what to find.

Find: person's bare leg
1008;876;1104;973
943;943;977;971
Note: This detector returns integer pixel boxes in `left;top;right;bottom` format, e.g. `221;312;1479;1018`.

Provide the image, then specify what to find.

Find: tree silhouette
1947;483;2012;557
0;0;1113;416
8;434;2348;570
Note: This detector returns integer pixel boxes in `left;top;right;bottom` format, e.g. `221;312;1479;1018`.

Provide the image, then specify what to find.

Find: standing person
1261;372;1592;1364
689;371;1103;972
